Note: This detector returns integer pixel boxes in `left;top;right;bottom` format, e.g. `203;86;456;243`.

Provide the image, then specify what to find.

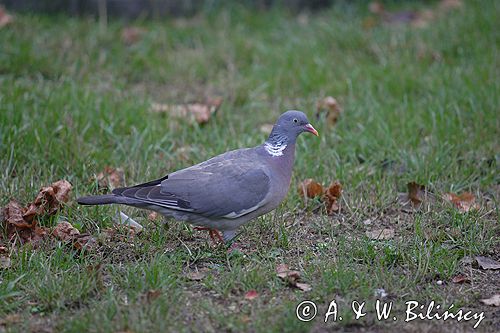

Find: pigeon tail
77;194;125;206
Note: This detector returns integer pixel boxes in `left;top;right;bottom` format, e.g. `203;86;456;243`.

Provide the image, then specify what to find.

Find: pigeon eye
293;118;298;123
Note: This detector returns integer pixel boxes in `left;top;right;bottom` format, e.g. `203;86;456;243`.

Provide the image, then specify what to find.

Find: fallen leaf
244;290;259;300
366;228;394;240
451;274;470;284
53;221;80;242
96;167;124;190
53;221;96;251
146;289;161;302
276;264;310;291
121;26;146;45
474;256;500;270
316;96;342;126
295;282;312;292
3;200;49;245
0;6;13;28
324;181;342;215
297;179;324;199
187;270;206;281
276;264;301;282
407;182;426;205
23;180;72;221
443;192;480;213
4;200;32;229
150;97;223;125
480;294;500;307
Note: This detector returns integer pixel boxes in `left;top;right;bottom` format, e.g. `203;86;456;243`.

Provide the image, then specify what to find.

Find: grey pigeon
77;110;318;243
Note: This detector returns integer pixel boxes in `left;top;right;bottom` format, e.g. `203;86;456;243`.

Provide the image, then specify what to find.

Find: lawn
0;0;499;332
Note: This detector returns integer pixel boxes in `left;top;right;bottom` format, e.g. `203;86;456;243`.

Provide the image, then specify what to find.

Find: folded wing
112;150;271;219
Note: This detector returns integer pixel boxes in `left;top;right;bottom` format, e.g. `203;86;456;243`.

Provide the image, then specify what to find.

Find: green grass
1;0;499;332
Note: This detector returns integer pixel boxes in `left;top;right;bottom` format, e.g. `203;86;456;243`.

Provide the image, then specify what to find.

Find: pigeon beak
304;123;319;136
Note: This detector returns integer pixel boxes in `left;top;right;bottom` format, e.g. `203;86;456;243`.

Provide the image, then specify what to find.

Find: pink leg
194;227;223;245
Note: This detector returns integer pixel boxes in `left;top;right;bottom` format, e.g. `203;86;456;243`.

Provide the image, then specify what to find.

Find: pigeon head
267;110;318;146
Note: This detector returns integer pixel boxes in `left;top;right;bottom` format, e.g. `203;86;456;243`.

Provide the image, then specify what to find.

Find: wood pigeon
78;110;318;243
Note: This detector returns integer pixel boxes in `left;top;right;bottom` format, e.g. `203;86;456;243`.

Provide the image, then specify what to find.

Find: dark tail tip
77;194;118;206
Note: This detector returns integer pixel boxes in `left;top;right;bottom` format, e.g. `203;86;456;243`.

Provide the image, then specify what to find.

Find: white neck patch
265;141;287;157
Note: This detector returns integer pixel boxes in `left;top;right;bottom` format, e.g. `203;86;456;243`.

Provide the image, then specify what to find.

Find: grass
1;0;499;332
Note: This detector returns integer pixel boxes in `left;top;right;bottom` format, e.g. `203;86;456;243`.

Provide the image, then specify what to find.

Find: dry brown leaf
150;97;223;125
324;181;342;215
53;221;80;241
474;256;500;270
443;192;480;213
297;179;324;199
97;167;124;190
244;290;259;300
0;6;13;28
23;180;72;221
366;228;395;240
407;182;425;205
276;264;310;291
187;270;206;281
276;264;301;281
121;26;146;45
451;274;470;284
4;201;32;229
3;200;49;245
146;289;162;302
52;221;96;250
316;96;342;126
295;282;312;292
480;294;500;307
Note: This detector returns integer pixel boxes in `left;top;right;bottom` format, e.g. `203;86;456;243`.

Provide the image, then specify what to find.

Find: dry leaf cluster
150;97;223;125
297;179;342;215
316;96;342;127
443;192;480;213
53;221;96;250
367;0;463;29
276;264;311;292
403;182;481;214
2;180;72;245
1;180;99;252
